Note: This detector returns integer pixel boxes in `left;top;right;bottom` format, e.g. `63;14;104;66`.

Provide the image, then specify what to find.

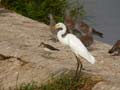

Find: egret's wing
67;34;95;64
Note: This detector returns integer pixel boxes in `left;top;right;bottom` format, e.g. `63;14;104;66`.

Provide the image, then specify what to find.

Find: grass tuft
10;72;103;90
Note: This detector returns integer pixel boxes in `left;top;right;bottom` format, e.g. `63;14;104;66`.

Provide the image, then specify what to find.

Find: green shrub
1;0;67;24
1;0;86;24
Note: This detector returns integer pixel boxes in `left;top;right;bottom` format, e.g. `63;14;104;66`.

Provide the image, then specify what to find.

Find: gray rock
92;82;120;90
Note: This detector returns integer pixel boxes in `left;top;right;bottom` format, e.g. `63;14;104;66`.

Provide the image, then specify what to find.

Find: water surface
84;0;120;45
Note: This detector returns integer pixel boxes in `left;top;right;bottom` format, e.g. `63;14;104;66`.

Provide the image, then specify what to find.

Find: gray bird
39;42;59;52
108;40;120;56
79;21;103;38
64;10;82;38
64;10;103;38
80;27;93;48
64;10;93;48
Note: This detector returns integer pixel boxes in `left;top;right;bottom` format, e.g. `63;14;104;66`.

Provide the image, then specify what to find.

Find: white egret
54;23;95;80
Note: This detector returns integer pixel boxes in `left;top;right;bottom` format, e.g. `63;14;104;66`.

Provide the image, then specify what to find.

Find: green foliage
9;73;102;90
1;0;86;24
70;5;86;20
9;82;40;90
40;74;83;90
66;0;86;20
1;0;67;24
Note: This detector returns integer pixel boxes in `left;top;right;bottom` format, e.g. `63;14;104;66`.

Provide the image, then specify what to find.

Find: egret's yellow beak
51;25;57;30
54;25;61;30
54;25;58;30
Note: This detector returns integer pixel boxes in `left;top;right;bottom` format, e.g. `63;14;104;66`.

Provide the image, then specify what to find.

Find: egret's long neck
57;25;67;45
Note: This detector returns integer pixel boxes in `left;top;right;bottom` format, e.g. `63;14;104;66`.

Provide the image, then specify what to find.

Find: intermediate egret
54;23;95;80
48;14;58;42
108;40;120;56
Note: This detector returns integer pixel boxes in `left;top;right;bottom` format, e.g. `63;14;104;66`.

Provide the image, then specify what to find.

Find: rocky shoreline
0;8;120;90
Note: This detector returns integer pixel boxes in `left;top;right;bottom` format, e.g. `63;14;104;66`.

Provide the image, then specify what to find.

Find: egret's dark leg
77;58;83;80
74;55;80;79
76;57;83;81
73;54;82;81
74;54;83;81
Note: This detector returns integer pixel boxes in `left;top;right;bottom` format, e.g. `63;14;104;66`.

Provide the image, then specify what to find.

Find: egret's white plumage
55;23;95;64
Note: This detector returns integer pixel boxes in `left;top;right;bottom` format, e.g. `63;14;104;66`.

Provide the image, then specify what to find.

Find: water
83;0;120;45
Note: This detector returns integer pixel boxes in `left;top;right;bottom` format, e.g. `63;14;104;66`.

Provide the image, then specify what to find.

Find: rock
0;8;120;90
92;82;120;90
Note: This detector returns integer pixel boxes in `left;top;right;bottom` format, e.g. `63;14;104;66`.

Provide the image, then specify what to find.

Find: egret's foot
73;74;81;82
73;69;82;82
72;75;80;82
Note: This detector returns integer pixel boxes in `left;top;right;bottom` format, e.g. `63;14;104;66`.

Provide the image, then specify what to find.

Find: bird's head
54;23;66;30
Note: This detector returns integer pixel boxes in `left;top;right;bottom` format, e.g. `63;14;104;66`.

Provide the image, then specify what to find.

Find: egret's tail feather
81;52;95;64
88;54;95;64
